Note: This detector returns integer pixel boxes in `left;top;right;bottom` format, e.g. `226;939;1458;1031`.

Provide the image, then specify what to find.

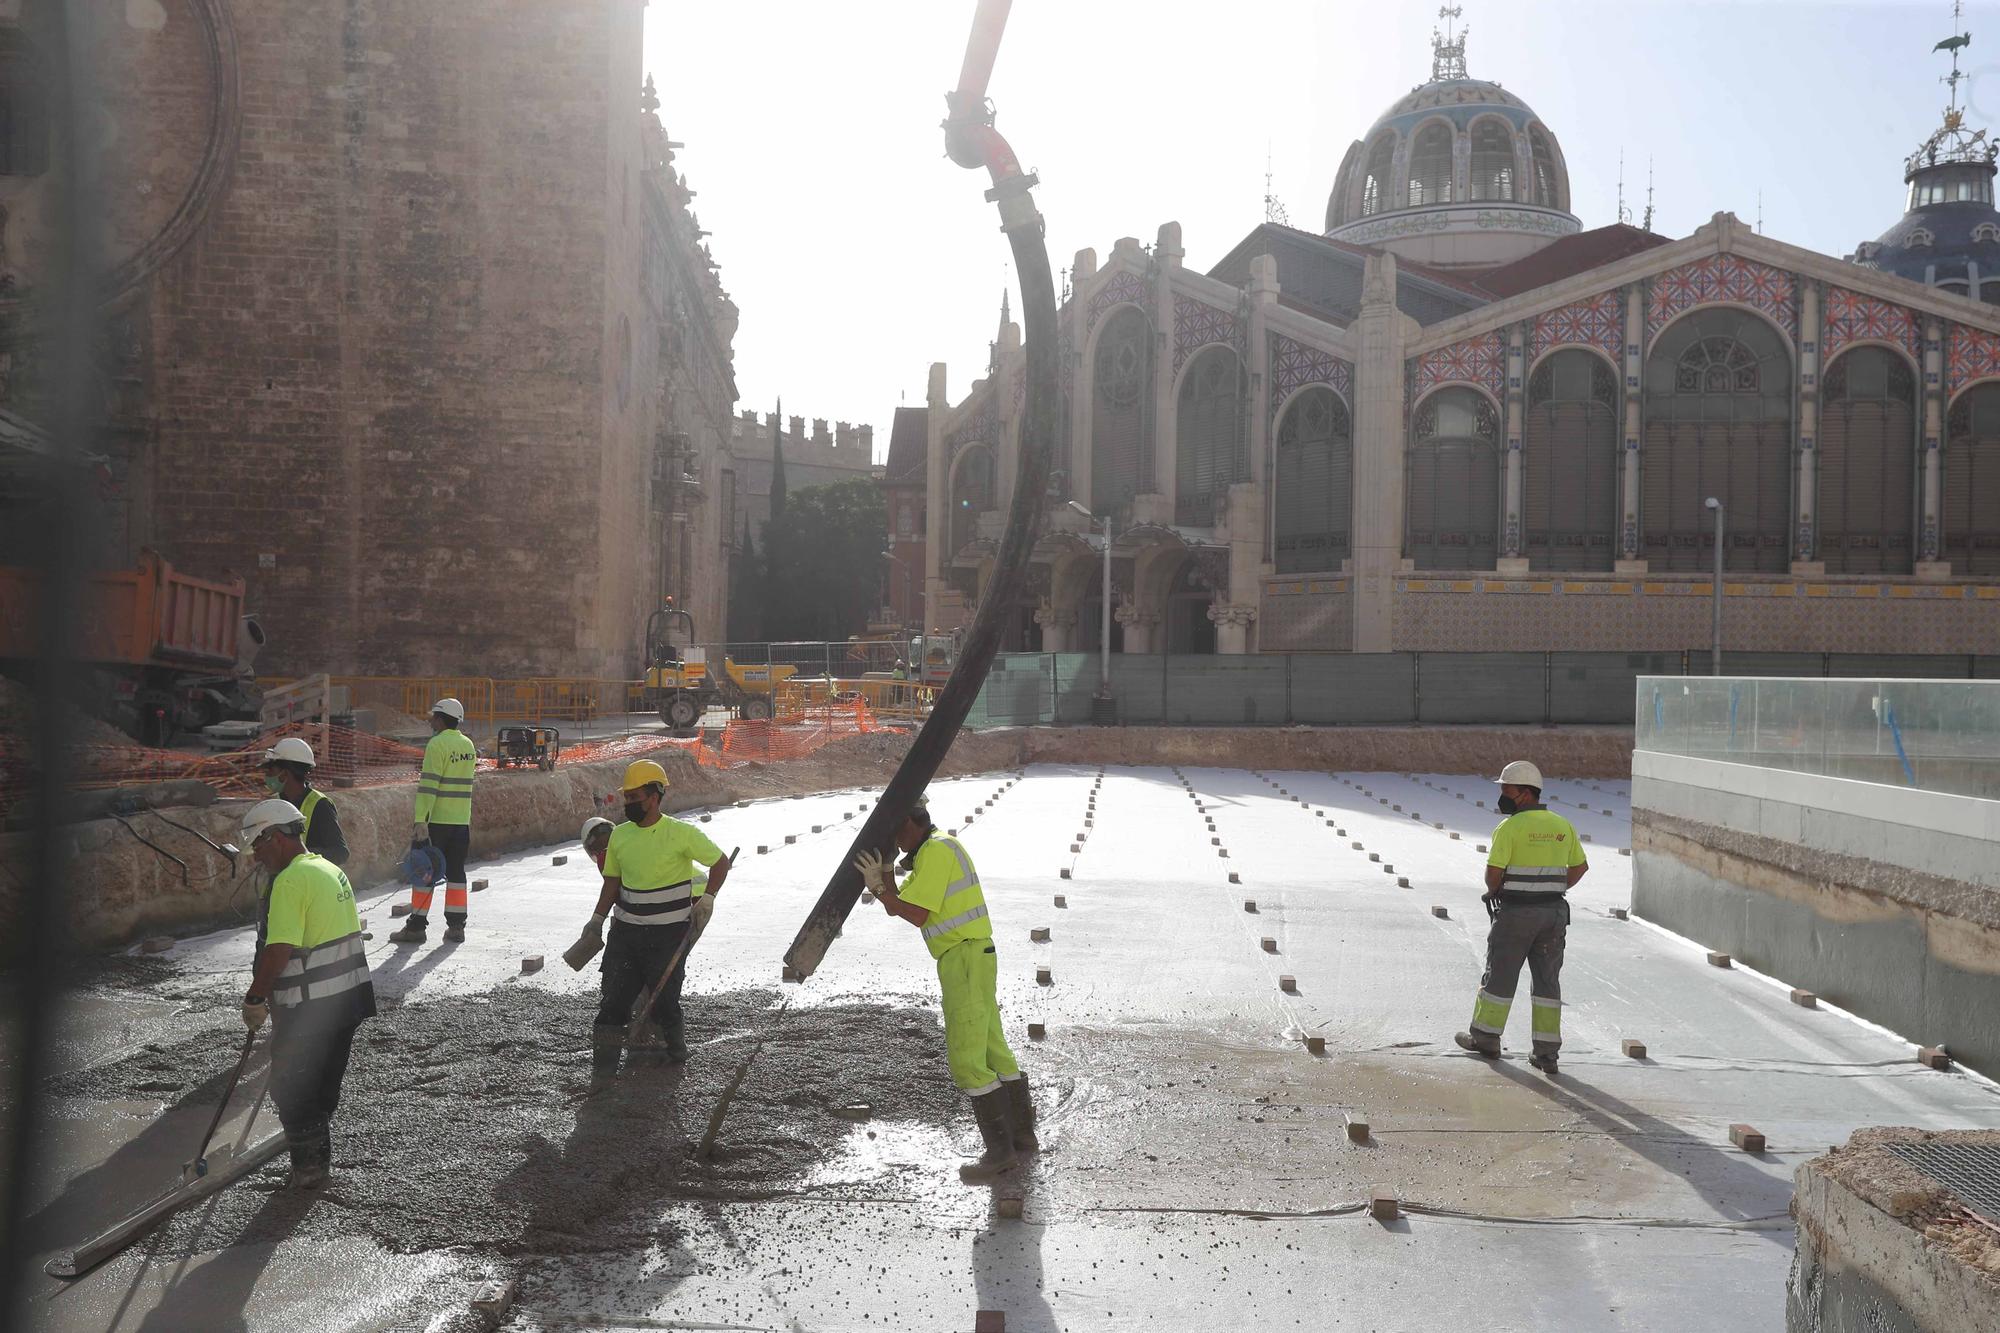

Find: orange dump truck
0;550;263;744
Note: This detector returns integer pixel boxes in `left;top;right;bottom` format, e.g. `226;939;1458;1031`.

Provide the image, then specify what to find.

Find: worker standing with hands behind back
569;761;731;1085
1455;760;1588;1076
855;800;1039;1183
391;698;477;945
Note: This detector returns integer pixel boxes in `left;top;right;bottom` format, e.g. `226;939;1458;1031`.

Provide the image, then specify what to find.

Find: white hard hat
581;816;613;845
241;798;305;845
262;736;316;767
1496;760;1544;789
431;697;466;722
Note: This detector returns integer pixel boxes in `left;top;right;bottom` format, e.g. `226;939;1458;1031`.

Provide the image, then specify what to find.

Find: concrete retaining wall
5;724;1633;950
1633;750;2000;1076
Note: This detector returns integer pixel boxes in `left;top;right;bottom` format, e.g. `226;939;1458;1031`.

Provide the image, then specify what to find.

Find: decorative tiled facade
1822;286;1921;367
1172;294;1240;376
1946;323;2000;392
1412;329;1506;398
1529;290;1623;364
1260;579;1352;652
1646;254;1798;343
1268;332;1353;427
1085;267;1151;334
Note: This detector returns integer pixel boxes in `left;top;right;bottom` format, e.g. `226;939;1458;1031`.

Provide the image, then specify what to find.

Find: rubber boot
388;914;427;945
1454;1031;1501;1058
316;1120;335;1182
286;1124;327;1189
443;916;466;944
1003;1075;1040;1153
590;1025;626;1089
663;1008;688;1066
1528;1047;1560;1077
959;1088;1019;1184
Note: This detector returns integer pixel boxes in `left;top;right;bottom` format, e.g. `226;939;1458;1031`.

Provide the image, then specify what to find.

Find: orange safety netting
716;697;901;764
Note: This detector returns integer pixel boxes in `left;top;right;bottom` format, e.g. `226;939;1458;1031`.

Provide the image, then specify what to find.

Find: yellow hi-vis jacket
898;832;994;960
413;727;477;826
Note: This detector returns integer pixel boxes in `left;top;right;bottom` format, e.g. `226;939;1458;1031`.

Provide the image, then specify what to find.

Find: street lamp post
1704;497;1724;677
1067;500;1113;699
881;549;922;634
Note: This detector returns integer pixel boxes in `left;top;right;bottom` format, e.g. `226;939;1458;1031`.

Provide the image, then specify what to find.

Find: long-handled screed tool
185;1027;258;1183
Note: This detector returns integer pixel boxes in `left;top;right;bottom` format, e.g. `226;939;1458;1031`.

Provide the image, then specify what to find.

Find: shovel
184;1028;258;1183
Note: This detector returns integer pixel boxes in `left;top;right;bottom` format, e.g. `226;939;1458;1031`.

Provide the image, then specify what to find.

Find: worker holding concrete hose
240;798;377;1189
855;802;1039;1183
391;697;477;945
1456;760;1588;1076
571;760;732;1082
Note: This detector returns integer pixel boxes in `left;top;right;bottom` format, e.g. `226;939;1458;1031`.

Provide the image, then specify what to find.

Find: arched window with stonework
1524;351;1619;571
1528;124;1562;209
1407;122;1454;209
1360;134;1395;217
1175;347;1243;526
1818;347;1916;574
1945;384;2000;575
1469;118;1514;202
1273;387;1353;573
949;445;994;559
1091;306;1152;512
1641;310;1793;573
1406;388;1500;570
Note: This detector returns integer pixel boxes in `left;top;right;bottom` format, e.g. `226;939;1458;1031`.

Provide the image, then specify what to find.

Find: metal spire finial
1617;150;1631;227
1263;142;1290;226
1431;4;1468;80
1643;158;1655;233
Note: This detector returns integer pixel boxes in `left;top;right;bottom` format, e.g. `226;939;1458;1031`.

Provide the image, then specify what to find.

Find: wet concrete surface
14;767;2000;1331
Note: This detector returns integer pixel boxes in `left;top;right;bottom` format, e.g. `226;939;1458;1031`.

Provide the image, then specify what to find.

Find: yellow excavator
642;603;790;733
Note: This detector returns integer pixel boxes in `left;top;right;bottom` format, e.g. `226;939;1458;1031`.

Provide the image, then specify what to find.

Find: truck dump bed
0;551;244;669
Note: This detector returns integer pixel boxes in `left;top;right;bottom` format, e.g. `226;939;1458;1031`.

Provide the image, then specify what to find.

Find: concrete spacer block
470;1278;519;1318
1085;817;1093;827
1336;827;1347;837
977;1308;1009;1330
1054;894;1068;907
1058;867;1071;879
1351;841;1363;850
140;936;175;954
1345;1111;1370;1141
471;878;489;891
1392;804;1401;813
1433;822;1444;830
1036;966;1053;985
1707;951;1732;968
1475;844;1487;853
1581;834;1592;843
1609;907;1629;920
699;814;712;823
521;956;544;974
758;844;769;855
1790;988;1818;1009
1030;927;1051;943
391;904;412;918
1218;848;1229;858
1070;843;1081;853
1397;876;1410;888
1431;905;1449;919
1729;1123;1767;1153
1243;899;1257;913
552;855;568;866
1278;975;1297;993
812;824;822;834
1917;1046;1953;1070
1261;937;1278;953
785;835;797;845
1368;853;1381;863
1211;836;1222;845
1382;864;1395;874
1370;1188;1399;1221
1305;1035;1327;1055
1028;1022;1046;1040
1621;1038;1647;1059
1450;831;1461;840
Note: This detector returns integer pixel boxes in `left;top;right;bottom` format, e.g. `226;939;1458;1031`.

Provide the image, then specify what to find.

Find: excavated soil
1811;1128;2000;1283
46;985;959;1259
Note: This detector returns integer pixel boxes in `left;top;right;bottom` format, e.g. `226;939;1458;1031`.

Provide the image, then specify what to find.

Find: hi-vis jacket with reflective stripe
1486;806;1586;896
265;853;376;1016
900;833;993;960
413;727;477;826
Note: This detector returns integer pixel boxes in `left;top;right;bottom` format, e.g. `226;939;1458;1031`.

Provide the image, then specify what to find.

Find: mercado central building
913;28;2000;659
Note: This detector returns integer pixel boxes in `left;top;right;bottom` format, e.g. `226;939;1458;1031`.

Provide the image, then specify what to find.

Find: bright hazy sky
644;1;1994;453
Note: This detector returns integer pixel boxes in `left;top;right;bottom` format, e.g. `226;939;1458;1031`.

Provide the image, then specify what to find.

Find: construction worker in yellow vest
392;698;477;945
240;798;377;1188
260;737;347;866
1456;760;1589;1076
855;801;1038;1183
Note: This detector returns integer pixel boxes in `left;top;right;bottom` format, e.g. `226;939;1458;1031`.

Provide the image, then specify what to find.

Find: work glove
411;823;429;847
241;994;269;1033
580;913;605;946
853;849;891;895
690;894;716;934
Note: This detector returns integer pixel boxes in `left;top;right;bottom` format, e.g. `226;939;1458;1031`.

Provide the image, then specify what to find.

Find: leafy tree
761;478;886;642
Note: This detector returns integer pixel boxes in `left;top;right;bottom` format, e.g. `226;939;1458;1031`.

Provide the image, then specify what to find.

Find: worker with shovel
239;798;377;1188
567;761;731;1084
855;801;1039;1183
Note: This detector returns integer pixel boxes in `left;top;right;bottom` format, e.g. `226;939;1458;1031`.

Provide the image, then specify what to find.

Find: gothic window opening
1945;384;2000;576
1524;351;1618;571
1818;347;1916;574
1360;134;1395;217
1406;387;1500;570
949;445;995;559
1641;310;1793;573
1175;347;1243;527
1273;386;1353;573
1470;118;1515;202
1528;124;1561;209
1091;306;1152;513
1407;122;1454;209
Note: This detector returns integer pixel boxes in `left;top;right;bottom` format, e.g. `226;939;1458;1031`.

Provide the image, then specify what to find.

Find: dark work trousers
428;823;471;925
596;919;690;1034
268;1004;363;1138
1475;898;1569;1053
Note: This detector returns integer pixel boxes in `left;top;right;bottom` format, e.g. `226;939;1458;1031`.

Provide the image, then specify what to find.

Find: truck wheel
663;694;701;731
739;697;773;721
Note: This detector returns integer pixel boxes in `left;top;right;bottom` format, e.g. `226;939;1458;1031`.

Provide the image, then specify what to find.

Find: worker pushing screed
854;799;1039;1182
568;760;732;1085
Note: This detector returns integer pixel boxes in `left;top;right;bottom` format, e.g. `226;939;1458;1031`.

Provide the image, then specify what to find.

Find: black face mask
1496;794;1520;816
623;801;647;823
